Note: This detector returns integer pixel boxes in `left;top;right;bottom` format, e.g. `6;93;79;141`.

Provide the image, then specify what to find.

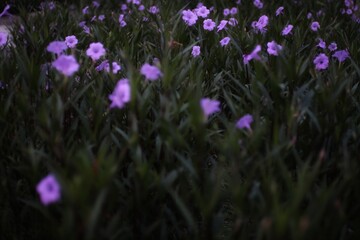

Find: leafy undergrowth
0;0;359;239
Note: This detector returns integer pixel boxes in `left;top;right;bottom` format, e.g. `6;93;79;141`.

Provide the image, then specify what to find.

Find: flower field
1;0;360;239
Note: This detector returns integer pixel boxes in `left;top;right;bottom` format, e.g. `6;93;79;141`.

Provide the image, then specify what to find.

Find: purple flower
111;62;121;74
0;32;8;47
310;21;320;31
255;15;269;33
86;42;106;61
36;174;61;206
333;50;349;62
82;6;89;15
200;98;220;119
65;35;78;48
138;5;145;11
98;15;105;21
47;41;67;54
0;5;10;18
182;10;198;26
267;41;282;56
223;8;230;16
236;114;253;130
253;0;263;9
228;18;238;26
328;42;337;52
307;13;313;19
96;60;109;71
140;63;162;81
230;7;238;15
149;6;159;14
195;6;210;18
317;38;326;49
243;45;262;64
119;14;127;27
220;37;230;47
109;78;131;109
281;24;293;36
52;55;80;77
276;6;284;16
192;46;201;57
217;20;228;32
203;19;216;31
313;53;329;70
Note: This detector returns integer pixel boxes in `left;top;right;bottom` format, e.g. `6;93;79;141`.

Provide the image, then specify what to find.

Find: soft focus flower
313;53;329;70
217;20;228;32
236;114;253;130
140;63;162;81
86;42;106;61
203;19;216;31
149;6;159;14
276;6;284;16
111;62;121;74
52;55;80;76
36;174;61;206
255;15;269;33
200;98;220;119
109;78;131;109
182;10;198;26
267;41;282;56
317;38;326;49
0;32;8;47
47;41;67;54
253;0;263;9
223;8;230;16
281;24;293;36
196;6;210;18
192;46;201;57
228;18;238;26
119;14;127;27
65;35;78;48
230;7;238;15
0;5;10;18
328;42;337;52
243;45;262;64
98;15;105;21
333;50;349;62
220;37;230;47
310;21;320;31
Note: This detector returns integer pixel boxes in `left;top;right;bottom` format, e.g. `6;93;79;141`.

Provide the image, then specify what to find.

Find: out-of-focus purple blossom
192;46;201;57
86;42;106;61
93;1;100;8
313;53;329;70
195;6;210;18
121;4;128;11
98;15;105;21
109;79;131;109
267;41;282;56
140;63;162;81
83;25;91;34
307;12;313;19
82;6;89;15
228;18;238;26
317;38;326;49
47;41;67;54
149;6;159;14
182;10;198;26
328;42;337;52
96;60;109;71
111;62;121;74
65;35;78;48
200;98;220;119
90;15;97;22
79;21;86;27
223;8;230;16
36;174;61;206
203;19;216;31
138;5;145;11
236;114;253;130
253;0;263;9
230;7;238;15
310;21;320;31
276;6;284;16
281;24;293;36
243;45;262;64
333;50;350;62
217;20;228;32
254;15;269;33
0;32;8;47
52;55;79;76
220;37;231;47
0;5;10;18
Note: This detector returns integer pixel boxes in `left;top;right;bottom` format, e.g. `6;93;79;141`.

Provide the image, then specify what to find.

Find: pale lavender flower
220;37;231;47
333;50;349;62
109;79;131;109
236;114;253;130
243;45;262;64
317;38;326;49
230;7;238;15
149;6;159;14
223;8;230;16
281;24;293;36
98;15;105;21
196;6;210;18
52;55;80;76
86;42;106;61
0;32;8;47
328;42;337;51
111;62;121;74
253;0;263;9
182;10;198;26
140;63;162;81
203;19;216;31
267;41;282;56
228;18;238;26
96;60;109;71
119;14;127;27
93;1;100;8
217;20;228;32
276;6;284;16
307;13;313;19
47;41;67;54
313;53;329;70
310;21;320;31
138;5;145;11
200;98;220;119
82;6;89;15
65;35;78;48
255;15;269;33
192;46;201;57
36;174;61;205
